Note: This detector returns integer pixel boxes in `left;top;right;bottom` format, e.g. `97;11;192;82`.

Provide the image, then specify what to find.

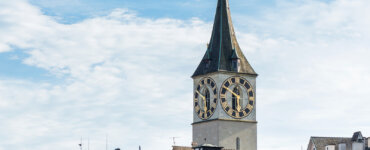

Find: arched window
236;137;240;150
205;89;210;110
232;86;240;110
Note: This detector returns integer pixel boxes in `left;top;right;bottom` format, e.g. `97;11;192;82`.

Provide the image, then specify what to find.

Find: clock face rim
193;77;218;120
219;76;255;119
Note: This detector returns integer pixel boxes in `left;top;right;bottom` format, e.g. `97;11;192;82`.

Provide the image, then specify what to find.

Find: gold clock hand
196;90;206;100
223;86;240;98
236;96;241;112
196;90;208;112
224;86;242;111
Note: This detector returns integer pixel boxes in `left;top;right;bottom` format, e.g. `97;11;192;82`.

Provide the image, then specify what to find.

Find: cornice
192;118;257;125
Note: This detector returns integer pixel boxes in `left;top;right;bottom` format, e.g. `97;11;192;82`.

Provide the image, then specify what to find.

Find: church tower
192;0;257;150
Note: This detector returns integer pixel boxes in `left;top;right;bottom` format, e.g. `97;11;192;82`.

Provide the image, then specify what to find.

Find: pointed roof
309;137;352;150
192;0;257;77
352;131;364;142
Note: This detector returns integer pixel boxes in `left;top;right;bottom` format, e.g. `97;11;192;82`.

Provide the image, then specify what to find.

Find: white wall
352;142;364;150
338;143;346;150
325;145;335;150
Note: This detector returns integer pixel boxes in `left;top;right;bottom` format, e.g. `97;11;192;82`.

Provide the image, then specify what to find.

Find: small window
236;137;240;150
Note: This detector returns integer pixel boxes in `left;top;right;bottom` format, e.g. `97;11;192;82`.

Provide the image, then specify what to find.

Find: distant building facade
172;146;193;150
307;131;369;150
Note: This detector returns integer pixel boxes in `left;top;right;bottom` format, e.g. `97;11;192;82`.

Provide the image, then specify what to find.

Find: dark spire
192;0;257;77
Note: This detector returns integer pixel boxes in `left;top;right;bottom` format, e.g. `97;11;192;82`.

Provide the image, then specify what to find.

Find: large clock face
194;77;218;120
220;76;255;119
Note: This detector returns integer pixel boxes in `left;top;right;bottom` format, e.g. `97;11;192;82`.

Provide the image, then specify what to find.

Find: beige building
307;131;369;150
172;146;192;150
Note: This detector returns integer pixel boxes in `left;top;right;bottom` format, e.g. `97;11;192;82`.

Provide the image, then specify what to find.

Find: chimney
192;142;198;147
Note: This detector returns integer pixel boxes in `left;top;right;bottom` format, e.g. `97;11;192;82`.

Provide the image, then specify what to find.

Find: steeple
192;0;257;77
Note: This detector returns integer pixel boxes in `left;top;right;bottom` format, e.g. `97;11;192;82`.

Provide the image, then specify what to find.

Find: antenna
79;137;82;150
106;134;108;150
170;137;180;146
139;145;141;150
88;137;90;150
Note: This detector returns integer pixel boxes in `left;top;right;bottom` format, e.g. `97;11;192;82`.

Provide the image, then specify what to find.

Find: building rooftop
311;136;353;150
308;132;369;150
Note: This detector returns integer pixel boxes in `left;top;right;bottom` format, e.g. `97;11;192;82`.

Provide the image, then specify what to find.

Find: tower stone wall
193;120;257;150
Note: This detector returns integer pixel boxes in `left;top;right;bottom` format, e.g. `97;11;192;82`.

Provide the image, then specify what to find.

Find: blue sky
27;0;275;23
0;0;370;150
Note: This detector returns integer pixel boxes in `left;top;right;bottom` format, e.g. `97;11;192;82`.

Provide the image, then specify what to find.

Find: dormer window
204;49;211;69
231;49;240;72
232;60;237;69
232;59;240;72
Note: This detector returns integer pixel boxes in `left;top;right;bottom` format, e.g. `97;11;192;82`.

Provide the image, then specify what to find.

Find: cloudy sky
0;0;370;150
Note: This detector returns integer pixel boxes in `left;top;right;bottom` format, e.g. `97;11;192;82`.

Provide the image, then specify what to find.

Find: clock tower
192;0;257;150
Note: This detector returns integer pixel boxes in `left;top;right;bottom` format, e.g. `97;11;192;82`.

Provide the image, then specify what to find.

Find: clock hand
223;86;240;99
236;96;241;112
196;90;206;100
196;90;208;112
223;86;242;111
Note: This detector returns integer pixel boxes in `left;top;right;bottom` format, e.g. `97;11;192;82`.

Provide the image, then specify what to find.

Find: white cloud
1;0;370;150
241;0;370;149
0;0;204;149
